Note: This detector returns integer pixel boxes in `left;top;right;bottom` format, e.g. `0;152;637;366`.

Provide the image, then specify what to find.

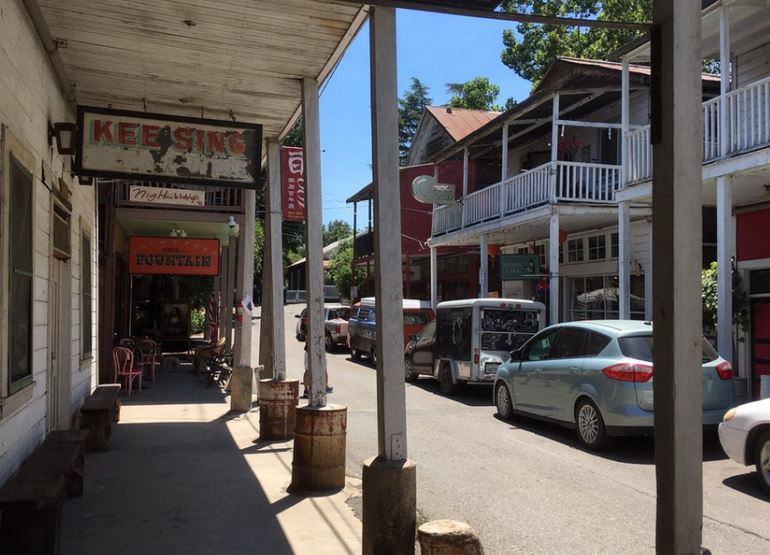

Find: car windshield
418;320;436;340
403;310;430;326
327;308;350;321
618;334;720;363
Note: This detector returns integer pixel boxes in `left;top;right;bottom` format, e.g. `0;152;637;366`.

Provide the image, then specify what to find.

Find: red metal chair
113;346;142;396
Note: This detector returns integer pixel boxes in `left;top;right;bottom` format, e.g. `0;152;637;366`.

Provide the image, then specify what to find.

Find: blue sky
318;9;531;227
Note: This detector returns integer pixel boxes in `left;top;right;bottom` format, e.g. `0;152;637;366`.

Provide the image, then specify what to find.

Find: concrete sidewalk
61;368;362;554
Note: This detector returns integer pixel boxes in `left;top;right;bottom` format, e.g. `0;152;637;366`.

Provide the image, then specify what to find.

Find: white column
719;5;731;158
430;246;438;309
621;58;630;186
462;146;469;197
618;201;631;319
302;77;327;407
549;214;560;325
370;6;407;461
479;235;488;298
717;176;734;361
267;139;286;380
234;192;255;368
651;0;704;551
550;94;560;202
500;121;509;215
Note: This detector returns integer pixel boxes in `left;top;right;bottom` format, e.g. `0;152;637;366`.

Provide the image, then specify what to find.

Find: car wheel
325;333;333;353
296;332;304;342
371;349;378;367
755;430;770;495
495;382;513;420
351;347;362;360
575;399;609;450
438;365;458;396
405;356;419;382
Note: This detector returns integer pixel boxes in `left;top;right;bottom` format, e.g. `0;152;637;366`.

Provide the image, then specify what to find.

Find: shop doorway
750;299;770;398
48;204;72;430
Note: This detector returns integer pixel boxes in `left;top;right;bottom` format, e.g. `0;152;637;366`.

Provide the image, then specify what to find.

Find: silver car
494;320;735;449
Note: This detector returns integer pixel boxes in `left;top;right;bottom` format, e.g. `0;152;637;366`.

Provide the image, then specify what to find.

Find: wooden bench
0;430;89;555
79;384;121;452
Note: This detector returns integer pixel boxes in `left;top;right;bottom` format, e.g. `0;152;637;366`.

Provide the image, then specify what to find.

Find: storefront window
568;275;645;321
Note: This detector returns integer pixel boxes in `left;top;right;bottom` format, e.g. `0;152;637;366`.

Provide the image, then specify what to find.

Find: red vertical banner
282;146;305;221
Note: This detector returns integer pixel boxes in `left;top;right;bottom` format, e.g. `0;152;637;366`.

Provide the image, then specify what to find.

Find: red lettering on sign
118;122;138;145
228;132;246;156
195;129;205;153
141;124;161;148
174;127;193;151
207;131;225;154
92;119;113;144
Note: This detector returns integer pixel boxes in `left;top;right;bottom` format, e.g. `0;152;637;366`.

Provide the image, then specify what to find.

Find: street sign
500;254;540;281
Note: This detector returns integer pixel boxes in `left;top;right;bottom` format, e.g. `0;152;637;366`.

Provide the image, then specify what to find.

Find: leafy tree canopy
500;0;650;87
323;219;352;246
398;77;432;165
327;239;365;300
447;77;505;111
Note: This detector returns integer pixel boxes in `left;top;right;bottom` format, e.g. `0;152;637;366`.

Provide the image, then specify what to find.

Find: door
751;299;770;398
410;320;436;375
512;327;560;415
47;257;71;431
546;327;591;420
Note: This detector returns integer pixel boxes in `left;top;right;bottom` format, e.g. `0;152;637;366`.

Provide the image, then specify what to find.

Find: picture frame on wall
160;300;190;341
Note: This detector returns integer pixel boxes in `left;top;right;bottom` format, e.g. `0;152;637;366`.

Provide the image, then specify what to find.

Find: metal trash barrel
258;379;299;440
289;404;347;492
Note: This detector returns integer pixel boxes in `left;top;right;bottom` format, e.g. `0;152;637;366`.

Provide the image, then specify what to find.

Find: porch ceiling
117;213;237;244
32;0;367;146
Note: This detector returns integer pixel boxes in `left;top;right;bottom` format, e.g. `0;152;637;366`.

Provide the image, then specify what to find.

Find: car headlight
722;407;737;422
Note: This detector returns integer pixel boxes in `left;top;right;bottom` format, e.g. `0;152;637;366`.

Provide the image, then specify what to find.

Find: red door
751;300;770;398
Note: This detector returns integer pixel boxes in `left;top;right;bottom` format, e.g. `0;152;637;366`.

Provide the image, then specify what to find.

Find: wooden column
302;76;327;407
234;191;256;368
548;214;560;325
430;246;438;309
652;0;705;552
618;201;631;319
717;175;734;363
479;235;488;298
266;139;286;380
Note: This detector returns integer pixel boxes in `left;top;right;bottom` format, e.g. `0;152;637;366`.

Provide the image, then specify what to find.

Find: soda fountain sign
128;237;220;276
75;106;262;189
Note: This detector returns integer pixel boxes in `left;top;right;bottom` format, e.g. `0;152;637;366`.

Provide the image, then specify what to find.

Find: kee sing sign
76;106;262;189
282;146;305;221
129;237;220;276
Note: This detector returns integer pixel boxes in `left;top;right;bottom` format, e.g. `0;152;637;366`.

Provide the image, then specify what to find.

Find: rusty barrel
289;403;347;492
258;379;299;441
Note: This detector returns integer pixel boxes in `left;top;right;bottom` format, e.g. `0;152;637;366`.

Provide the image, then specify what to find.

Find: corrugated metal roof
425;106;500;142
556;56;720;82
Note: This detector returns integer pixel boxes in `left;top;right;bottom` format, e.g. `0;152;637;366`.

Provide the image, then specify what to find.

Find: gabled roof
425;106;500;142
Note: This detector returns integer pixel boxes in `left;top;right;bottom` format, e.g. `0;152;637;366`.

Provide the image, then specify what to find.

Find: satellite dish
411;175;456;205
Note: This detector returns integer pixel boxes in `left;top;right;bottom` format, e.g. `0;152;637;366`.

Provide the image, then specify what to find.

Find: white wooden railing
625;126;652;183
727;75;770;154
432;161;619;235
624;76;770;187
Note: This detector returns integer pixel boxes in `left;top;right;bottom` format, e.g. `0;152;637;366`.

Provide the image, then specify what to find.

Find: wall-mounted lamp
169;224;187;238
48;122;77;155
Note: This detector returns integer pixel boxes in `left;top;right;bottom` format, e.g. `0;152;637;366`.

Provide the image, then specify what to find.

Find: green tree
323;219;352;246
327;239;364;299
398;77;432;165
702;261;750;362
500;1;651;87
447;77;503;111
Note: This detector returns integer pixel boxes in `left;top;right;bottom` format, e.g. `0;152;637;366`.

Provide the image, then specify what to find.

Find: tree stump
418;520;484;555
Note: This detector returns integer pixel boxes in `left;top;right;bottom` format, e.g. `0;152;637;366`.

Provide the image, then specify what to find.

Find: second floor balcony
432;160;621;236
625;75;770;185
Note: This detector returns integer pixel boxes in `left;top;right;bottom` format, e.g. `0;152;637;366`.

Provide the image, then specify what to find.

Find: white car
718;398;770;495
295;304;352;351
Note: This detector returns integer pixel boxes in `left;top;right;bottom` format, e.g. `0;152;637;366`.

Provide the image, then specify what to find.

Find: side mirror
509;350;523;362
295;314;300;318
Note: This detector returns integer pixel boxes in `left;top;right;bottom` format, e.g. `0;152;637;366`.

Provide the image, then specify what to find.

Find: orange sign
129;237;220;276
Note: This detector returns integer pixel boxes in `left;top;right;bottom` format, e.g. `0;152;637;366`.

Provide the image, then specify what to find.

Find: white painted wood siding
736;41;770;88
0;0;98;485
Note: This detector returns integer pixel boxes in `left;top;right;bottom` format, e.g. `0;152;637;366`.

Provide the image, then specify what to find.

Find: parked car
294;304;352;351
718;398;770;495
494;320;735;449
405;298;545;394
348;298;434;365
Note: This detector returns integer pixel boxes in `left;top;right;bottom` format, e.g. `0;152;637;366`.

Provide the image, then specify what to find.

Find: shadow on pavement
492;412;728;464
408;376;495;407
722;472;769;501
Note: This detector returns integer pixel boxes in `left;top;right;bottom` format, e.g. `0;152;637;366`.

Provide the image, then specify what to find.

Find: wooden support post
430;246;438;309
719;5;731;158
717;175;734;362
618;201;631;319
302;76;327;407
652;0;705;552
549;214;560;325
621;57;630;187
267;139;286;380
234;192;255;369
479;235;488;298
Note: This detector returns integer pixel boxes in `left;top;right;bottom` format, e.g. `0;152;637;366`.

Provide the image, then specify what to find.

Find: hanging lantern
558;229;568;244
488;244;501;257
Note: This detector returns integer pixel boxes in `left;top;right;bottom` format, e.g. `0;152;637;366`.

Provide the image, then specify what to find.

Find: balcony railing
624;75;770;186
432;161;620;236
116;180;244;212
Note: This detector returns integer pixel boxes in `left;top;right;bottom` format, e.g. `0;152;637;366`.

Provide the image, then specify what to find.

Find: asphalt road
256;306;770;554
